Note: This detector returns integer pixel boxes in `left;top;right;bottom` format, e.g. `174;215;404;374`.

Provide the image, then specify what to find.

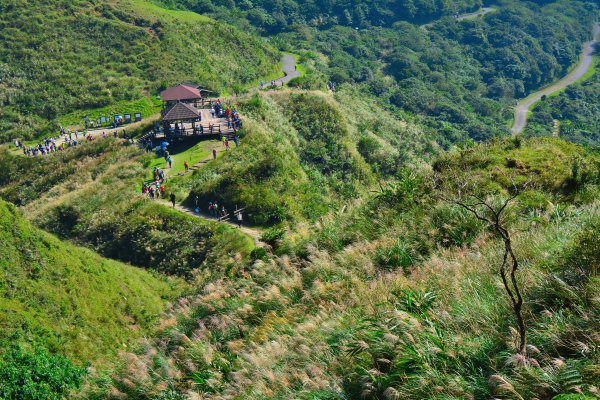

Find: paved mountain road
456;7;496;21
254;54;300;88
512;24;599;135
421;7;496;29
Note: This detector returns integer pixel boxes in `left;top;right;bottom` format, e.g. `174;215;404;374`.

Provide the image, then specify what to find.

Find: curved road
512;24;599;135
456;7;496;21
421;7;496;29
254;54;299;89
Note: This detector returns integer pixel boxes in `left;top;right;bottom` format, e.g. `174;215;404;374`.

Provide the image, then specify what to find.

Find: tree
440;178;528;354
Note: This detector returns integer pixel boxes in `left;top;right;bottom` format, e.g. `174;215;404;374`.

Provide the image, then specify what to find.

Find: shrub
250;247;269;262
260;226;286;247
0;346;86;400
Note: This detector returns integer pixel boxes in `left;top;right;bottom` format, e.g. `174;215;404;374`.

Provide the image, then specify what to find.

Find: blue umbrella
160;141;169;148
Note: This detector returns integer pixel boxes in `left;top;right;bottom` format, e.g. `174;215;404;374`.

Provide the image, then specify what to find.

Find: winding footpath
160;201;266;248
512;24;599;135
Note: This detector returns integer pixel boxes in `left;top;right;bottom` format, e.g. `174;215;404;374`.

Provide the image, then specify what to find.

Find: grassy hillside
162;90;433;226
0;199;180;364
95;137;600;399
0;139;256;278
0;0;279;141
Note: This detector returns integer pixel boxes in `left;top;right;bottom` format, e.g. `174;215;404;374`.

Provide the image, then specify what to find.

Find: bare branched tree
440;180;527;354
456;194;525;354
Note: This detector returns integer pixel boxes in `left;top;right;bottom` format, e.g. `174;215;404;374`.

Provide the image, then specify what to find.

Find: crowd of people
210;101;243;130
15;126;128;157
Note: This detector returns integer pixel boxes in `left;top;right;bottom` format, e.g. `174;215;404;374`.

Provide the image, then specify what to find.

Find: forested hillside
155;0;484;33
274;0;598;143
0;0;279;141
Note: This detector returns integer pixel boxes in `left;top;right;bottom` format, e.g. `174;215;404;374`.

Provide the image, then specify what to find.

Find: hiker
225;139;230;151
233;135;239;147
184;161;189;172
212;146;217;160
236;210;243;227
160;184;165;198
167;156;173;169
209;202;214;215
221;206;226;218
222;135;226;147
210;107;215;118
213;202;219;217
170;193;176;207
149;186;155;199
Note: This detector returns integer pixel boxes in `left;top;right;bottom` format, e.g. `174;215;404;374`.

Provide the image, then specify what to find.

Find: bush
558;220;600;284
0;346;86;400
431;204;484;248
250;247;269;262
260;226;286;247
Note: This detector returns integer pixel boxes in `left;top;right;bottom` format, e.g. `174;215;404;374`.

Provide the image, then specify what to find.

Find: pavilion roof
161;84;202;101
162;102;201;121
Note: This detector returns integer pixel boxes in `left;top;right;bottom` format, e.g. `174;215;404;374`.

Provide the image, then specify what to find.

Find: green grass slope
100;137;600;399
0;0;279;140
0;199;179;364
0;139;256;278
166;90;432;227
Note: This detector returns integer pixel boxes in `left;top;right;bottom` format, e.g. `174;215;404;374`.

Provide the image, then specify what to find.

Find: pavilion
160;84;203;108
161;102;201;140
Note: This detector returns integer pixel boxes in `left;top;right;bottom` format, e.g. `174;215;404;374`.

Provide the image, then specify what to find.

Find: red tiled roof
161;84;202;101
162;102;200;121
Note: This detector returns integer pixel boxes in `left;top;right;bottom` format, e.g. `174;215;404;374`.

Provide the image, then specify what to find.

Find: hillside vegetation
1;0;600;398
0;0;279;141
156;0;484;33
92;137;600;399
0;139;256;278
0;199;179;367
273;0;598;143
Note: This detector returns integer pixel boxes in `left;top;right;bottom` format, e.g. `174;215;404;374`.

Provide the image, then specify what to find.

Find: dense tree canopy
157;0;484;33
